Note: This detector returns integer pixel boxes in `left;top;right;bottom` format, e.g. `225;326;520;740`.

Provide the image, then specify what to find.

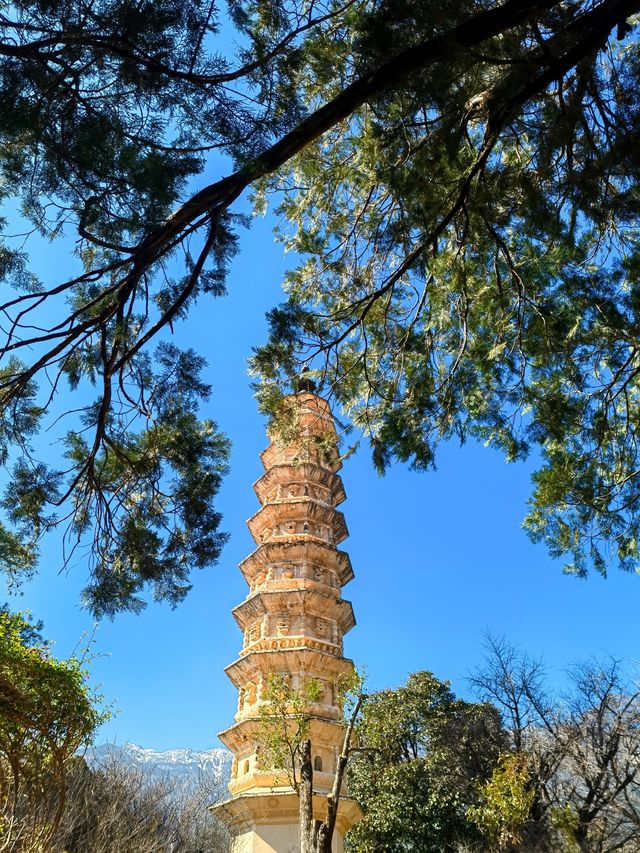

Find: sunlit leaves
347;671;504;852
252;2;640;579
467;753;535;851
257;672;325;789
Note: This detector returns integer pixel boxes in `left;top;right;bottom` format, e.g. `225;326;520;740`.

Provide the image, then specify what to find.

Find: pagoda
214;390;361;852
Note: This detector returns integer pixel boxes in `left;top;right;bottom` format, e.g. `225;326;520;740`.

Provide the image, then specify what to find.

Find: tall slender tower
215;391;361;853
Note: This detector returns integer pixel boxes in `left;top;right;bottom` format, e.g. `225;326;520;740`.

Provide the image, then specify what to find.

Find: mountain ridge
85;741;232;800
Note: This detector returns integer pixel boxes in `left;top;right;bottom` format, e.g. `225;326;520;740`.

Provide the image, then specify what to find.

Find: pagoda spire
214;390;361;852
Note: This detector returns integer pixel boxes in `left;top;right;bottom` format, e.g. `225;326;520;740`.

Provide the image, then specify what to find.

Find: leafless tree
49;756;229;853
471;636;640;853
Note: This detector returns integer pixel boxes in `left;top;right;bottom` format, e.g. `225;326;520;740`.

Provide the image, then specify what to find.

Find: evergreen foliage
1;1;640;611
346;661;640;852
253;0;640;580
346;671;504;852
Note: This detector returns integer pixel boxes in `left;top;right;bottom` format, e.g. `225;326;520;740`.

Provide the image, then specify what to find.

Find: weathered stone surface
214;392;361;851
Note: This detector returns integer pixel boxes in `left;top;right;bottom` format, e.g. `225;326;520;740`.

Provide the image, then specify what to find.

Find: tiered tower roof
215;391;361;850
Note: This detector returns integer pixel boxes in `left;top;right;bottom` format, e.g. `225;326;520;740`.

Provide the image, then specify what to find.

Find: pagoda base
213;790;361;853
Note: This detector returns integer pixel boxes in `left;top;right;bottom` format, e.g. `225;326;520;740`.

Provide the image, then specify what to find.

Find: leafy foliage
252;0;640;579
345;659;640;853
468;753;536;851
257;672;325;790
0;608;108;850
1;1;640;611
346;671;505;852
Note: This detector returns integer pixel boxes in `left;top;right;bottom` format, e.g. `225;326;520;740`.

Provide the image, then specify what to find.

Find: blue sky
6;188;639;753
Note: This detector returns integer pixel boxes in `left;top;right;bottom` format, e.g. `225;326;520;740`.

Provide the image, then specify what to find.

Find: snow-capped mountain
85;742;232;801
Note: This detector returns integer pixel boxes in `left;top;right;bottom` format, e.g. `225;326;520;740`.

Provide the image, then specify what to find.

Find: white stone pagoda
214;390;361;852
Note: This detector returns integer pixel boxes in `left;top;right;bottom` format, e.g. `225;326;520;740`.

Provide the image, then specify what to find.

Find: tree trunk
573;828;591;853
314;695;364;853
299;739;314;853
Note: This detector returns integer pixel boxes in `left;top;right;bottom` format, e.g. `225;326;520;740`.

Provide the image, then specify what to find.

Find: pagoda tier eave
253;463;346;507
224;647;354;689
217;715;344;752
246;501;348;546
232;588;356;635
239;541;354;587
259;444;342;474
213;790;362;836
258;392;342;473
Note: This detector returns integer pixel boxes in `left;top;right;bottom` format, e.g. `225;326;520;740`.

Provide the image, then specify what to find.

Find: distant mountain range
85;742;232;802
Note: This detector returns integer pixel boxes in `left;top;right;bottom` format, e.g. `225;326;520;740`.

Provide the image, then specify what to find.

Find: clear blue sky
5;162;639;754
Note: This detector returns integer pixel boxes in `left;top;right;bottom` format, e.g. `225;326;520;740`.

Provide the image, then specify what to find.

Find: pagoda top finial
294;369;317;395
